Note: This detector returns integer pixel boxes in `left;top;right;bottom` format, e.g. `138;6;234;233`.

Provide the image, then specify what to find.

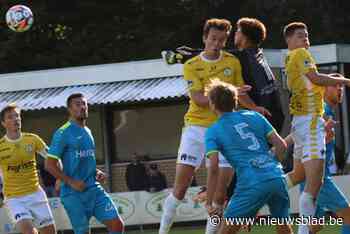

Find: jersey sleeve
295;48;317;75
256;112;275;137
34;135;48;158
183;62;203;92
205;127;220;157
48;129;66;160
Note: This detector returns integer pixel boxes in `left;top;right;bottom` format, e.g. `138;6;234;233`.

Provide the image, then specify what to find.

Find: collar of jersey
4;133;23;143
199;51;223;63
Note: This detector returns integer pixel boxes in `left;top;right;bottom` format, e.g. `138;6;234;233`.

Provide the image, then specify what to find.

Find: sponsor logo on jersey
75;149;95;159
24;144;34;154
223;68;233;76
7;160;35;172
0;147;10;153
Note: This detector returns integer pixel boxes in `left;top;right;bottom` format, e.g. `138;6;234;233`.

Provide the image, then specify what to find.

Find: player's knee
173;187;187;200
22;228;38;234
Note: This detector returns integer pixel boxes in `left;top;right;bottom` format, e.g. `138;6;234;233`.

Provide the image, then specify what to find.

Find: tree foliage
0;0;349;73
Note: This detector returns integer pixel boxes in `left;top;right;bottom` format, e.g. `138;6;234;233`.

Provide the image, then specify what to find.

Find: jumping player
159;18;255;234
283;22;350;232
205;79;292;234
285;84;350;234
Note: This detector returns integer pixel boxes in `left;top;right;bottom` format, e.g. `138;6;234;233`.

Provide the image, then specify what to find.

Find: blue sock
342;224;350;234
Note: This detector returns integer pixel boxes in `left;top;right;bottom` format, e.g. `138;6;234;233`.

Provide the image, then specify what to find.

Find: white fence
1;175;349;233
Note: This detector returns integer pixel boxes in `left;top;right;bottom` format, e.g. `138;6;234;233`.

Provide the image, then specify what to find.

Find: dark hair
206;79;238;112
0;103;20;122
66;93;84;107
203;18;232;38
283;22;307;38
237;17;266;46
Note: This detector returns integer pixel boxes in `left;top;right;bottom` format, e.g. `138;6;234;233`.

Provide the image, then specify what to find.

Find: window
112;103;187;162
20;107;105;165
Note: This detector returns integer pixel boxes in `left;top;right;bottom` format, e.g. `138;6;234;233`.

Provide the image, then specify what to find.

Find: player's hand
68;178;86;192
237;85;252;96
205;203;222;216
96;169;107;183
324;118;337;132
192;189;207;203
253;106;272;117
205;203;216;216
176;46;196;55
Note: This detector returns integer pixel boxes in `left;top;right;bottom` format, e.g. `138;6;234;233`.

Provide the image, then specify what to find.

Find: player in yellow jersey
0;103;56;234
159;18;258;234
283;22;350;233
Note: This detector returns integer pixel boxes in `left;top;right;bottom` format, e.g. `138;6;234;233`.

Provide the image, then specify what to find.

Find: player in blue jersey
285;84;350;234
204;79;293;234
45;93;124;234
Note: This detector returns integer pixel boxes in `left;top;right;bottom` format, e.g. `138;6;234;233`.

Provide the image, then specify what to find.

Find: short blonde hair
205;79;238;112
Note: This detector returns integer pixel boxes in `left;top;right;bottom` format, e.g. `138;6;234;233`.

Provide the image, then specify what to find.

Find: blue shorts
61;185;120;234
299;178;349;217
224;178;290;218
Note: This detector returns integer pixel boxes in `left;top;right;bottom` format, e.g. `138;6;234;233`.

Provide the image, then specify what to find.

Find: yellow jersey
183;51;244;127
285;48;325;116
0;133;47;198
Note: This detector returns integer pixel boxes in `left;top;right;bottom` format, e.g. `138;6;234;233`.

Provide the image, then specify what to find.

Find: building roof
0;76;187;111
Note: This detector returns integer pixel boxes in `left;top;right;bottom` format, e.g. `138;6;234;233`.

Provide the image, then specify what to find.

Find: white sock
298;224;309;234
205;202;223;234
286;175;295;189
159;193;181;234
299;192;316;218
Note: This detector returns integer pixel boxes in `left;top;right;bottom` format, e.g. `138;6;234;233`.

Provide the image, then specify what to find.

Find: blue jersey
48;121;98;197
324;103;336;178
205;111;284;190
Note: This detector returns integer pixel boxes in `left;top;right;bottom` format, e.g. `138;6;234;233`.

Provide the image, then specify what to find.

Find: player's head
67;93;88;121
0;103;21;132
206;78;238;114
283;22;310;49
234;17;266;49
325;83;344;105
202;18;232;54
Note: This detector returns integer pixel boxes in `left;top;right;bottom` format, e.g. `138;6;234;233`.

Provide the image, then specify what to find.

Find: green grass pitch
126;225;341;233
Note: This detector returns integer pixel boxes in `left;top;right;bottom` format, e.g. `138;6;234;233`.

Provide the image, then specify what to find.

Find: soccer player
285;84;350;234
159;18;255;234
162;17;285;132
0;103;56;234
283;22;350;232
45;93;124;234
205;79;292;234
